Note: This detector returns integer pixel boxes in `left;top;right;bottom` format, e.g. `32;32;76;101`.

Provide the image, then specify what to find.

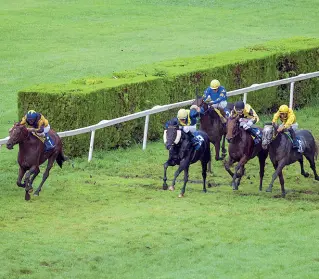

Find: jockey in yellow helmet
272;104;299;150
20;110;55;151
165;105;201;150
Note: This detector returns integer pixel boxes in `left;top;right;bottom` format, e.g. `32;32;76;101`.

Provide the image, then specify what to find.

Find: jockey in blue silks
202;79;230;123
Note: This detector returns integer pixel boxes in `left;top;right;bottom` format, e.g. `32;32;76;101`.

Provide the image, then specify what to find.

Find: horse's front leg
278;171;286;198
172;159;189;195
233;156;248;190
179;166;190;198
224;157;235;178
163;161;170;190
29;167;40;188
16;166;26;188
34;157;55;196
258;152;267;191
221;134;227;159
266;161;285;193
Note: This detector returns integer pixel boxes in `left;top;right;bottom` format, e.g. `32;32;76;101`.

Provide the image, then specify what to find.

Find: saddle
283;131;303;153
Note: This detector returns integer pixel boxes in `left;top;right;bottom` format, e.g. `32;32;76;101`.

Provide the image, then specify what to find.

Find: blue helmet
26;110;37;121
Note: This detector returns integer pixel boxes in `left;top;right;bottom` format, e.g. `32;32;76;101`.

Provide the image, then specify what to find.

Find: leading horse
6;123;67;200
225;115;268;191
262;123;319;197
163;120;211;197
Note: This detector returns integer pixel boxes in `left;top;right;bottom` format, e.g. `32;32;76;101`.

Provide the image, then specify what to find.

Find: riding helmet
26;110;38;121
234;101;245;111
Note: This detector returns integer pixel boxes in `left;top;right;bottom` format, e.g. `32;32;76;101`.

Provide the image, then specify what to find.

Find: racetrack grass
1;0;319;138
1;105;319;279
1;0;319;278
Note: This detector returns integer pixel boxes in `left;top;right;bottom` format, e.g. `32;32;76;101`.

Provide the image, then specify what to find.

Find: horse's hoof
281;192;286;198
208;183;212;188
25;192;30;201
202;189;207;193
266;187;272;193
178;193;184;198
315;176;319;181
162;185;168;190
168;186;175;191
17;183;26;188
27;188;33;194
33;192;39;196
302;172;309;178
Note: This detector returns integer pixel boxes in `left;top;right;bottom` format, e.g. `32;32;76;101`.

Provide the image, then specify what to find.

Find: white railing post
289;82;295;109
88;130;96;162
243;92;247;104
142;115;150;150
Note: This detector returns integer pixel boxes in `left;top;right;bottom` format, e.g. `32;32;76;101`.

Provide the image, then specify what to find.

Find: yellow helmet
279;105;289;114
210;79;220;89
177;109;188;120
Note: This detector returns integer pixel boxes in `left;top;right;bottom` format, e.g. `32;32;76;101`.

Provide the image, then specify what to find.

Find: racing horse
225;115;268;191
6;123;67;200
193;97;233;161
262;123;319;197
163;120;211;197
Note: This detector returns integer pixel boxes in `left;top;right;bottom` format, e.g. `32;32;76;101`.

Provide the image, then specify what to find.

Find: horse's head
163;124;182;150
226;115;240;143
6;123;28;150
262;123;277;150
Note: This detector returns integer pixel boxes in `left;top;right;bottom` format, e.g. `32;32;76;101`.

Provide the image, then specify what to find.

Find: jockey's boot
188;132;201;151
44;133;55;152
224;108;231;118
288;127;299;150
249;128;262;145
213;108;227;124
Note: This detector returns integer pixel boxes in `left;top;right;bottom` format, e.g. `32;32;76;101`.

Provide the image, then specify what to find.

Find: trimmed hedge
18;37;319;156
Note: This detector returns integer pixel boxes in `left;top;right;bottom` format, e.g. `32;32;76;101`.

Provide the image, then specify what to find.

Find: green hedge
18;37;319;156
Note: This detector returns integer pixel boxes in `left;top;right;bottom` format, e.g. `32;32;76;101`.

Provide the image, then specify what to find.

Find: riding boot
44;133;55;152
288;127;299;149
224;107;230;118
187;132;201;151
248;127;262;144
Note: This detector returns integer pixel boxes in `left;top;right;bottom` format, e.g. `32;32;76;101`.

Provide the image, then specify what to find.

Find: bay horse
262;123;319;197
6;123;67;200
163;120;211;197
225;115;268;191
193;97;233;161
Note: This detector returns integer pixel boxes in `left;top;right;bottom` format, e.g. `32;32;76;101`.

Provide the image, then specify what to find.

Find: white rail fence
1;71;318;161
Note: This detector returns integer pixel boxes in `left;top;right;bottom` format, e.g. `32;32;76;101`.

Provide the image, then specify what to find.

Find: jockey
20;110;55;151
231;101;262;144
203;79;230;121
165;106;201;150
272;104;299;150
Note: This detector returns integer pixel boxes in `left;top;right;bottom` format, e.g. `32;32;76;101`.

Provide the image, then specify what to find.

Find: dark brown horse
225;115;268;191
262;123;319;197
6;123;67;200
193;97;233;161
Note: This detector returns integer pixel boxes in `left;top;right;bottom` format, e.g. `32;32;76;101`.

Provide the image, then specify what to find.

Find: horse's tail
56;152;68;168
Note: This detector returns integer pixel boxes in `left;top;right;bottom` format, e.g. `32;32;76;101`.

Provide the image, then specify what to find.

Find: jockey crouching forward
203;79;230;123
165;106;201;151
231;101;262;144
20;110;55;152
272;104;300;151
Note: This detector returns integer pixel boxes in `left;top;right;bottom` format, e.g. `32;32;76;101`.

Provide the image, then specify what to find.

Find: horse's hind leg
304;153;319;180
34;157;55;196
298;158;309;177
163;161;169;190
258;153;267;191
201;160;208;193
